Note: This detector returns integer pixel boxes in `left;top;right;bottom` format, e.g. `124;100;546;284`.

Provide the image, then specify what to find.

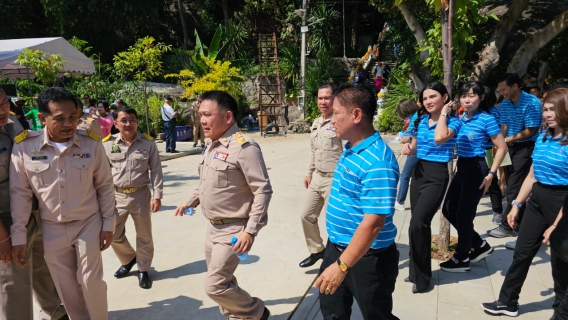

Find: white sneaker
395;202;405;211
505;240;516;250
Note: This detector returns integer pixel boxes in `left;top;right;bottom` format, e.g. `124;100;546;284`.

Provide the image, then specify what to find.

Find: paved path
34;133;556;319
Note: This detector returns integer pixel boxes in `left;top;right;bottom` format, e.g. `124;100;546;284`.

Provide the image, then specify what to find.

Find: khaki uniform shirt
0;116;23;215
307;114;343;175
190;101;200;127
103;132;163;199
184;123;272;236
9;128;117;246
77;114;104;139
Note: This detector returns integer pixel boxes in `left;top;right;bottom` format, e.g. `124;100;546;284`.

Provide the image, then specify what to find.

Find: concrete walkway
33;132;556;319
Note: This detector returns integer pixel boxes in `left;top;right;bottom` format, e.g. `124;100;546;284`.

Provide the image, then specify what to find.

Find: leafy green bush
375;68;418;133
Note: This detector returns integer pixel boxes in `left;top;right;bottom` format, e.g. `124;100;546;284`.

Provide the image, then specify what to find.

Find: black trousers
164;120;177;152
409;160;449;290
500;142;535;231
442;157;487;260
488;171;503;213
319;240;399;320
499;183;568;309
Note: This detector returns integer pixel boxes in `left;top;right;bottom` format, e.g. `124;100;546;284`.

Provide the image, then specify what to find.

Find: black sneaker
440;256;470;272
469;241;494;263
481;301;519;317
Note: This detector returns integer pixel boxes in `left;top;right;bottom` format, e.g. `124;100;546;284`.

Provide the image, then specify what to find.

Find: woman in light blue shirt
482;88;568;317
438;81;508;273
401;82;459;293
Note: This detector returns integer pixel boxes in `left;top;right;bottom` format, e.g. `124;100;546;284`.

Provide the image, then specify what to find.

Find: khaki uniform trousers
204;222;265;320
42;213;107;320
111;189;153;272
300;173;333;253
193;123;204;146
0;212;65;320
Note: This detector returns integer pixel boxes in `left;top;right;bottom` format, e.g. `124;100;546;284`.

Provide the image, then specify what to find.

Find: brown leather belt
115;186;148;194
316;170;334;178
209;218;246;225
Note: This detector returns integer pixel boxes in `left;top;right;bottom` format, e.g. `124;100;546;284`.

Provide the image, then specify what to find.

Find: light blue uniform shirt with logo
532;133;568;186
326;132;399;249
499;91;542;142
456;111;501;157
412;114;461;162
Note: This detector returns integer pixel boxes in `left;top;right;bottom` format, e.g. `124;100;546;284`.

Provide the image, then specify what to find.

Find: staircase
257;33;287;137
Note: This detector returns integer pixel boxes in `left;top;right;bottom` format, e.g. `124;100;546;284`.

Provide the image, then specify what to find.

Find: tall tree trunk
507;9;568;78
143;81;150;135
351;2;359;52
470;0;530;82
437;0;454;255
397;1;429;62
221;0;229;21
177;0;189;50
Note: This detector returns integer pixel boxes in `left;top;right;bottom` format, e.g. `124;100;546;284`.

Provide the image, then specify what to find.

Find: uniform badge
32;156;48;161
111;145;121;153
31;149;36;154
213;150;229;161
137;149;148;154
326;126;334;130
73;153;92;159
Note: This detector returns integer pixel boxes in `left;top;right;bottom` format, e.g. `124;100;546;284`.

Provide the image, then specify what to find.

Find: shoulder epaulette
86;117;94;122
102;134;112;142
86;129;100;141
14;129;29;144
9;111;15;116
143;133;154;141
233;132;249;146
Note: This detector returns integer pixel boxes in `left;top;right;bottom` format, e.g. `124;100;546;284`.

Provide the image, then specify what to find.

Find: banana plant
192;25;234;77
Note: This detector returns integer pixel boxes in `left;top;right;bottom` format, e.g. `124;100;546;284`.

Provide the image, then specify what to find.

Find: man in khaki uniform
102;106;163;289
175;90;272;320
191;95;205;148
0;88;66;320
10;87;116;320
76;102;104;138
299;83;344;268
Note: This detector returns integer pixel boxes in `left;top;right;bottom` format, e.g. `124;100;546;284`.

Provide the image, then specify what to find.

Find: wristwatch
337;258;350;273
488;170;497;177
512;200;523;208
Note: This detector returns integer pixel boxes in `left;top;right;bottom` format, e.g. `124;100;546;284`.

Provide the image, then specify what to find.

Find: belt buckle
210;219;222;225
123;187;137;194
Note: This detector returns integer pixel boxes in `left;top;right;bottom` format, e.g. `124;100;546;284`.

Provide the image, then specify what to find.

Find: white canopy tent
0;37;95;79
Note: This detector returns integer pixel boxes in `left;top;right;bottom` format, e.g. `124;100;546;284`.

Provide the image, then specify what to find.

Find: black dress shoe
138;271;152;289
412;283;429;294
299;250;325;268
171;150;179;153
260;307;270;320
404;277;413;283
114;258;136;278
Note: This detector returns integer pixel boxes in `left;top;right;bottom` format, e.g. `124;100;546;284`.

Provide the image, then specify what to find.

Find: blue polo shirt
407;111;419;133
499;91;542;142
326;131;399;249
456;111;501;157
484;106;501;149
412;114;461;162
532;133;568;186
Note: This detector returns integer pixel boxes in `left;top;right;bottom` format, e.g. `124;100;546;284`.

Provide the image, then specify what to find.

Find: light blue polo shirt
407;111;419;133
412;114;461;162
485;106;501;149
456;111;501;157
532;133;568;186
326;132;399;249
499;91;542;142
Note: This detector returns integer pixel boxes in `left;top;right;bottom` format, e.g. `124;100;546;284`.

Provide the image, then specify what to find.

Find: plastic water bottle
183;207;194;216
231;237;249;261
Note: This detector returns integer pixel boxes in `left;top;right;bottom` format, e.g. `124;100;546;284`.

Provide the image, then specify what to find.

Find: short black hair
318;82;336;92
37;87;78;116
165;96;173;101
496;73;522;88
484;86;497;108
333;83;376;123
201;90;238;119
113;106;138;120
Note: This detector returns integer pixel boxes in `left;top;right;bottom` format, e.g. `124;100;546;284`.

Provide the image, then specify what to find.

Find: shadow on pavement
152;260;208;281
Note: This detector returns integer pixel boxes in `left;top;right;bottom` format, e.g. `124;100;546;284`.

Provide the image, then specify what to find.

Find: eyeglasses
118;119;137;125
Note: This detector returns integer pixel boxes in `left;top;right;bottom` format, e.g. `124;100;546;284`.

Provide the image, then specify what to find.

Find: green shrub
375;68;418;133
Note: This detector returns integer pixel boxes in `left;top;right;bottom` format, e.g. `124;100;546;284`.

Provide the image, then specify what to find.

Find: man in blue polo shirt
314;83;400;320
488;73;542;242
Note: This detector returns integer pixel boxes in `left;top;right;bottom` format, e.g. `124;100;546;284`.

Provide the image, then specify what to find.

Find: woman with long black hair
401;82;460;293
482;88;568;317
438;81;508;272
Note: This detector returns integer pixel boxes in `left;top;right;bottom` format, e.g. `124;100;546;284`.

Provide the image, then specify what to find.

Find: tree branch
507;9;568;78
470;0;530;82
397;1;429;62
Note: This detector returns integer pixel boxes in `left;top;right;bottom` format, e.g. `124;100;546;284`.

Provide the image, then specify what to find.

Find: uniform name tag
0;148;6;154
73;153;91;159
213;151;229;161
137;149;148;154
32;156;47;161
